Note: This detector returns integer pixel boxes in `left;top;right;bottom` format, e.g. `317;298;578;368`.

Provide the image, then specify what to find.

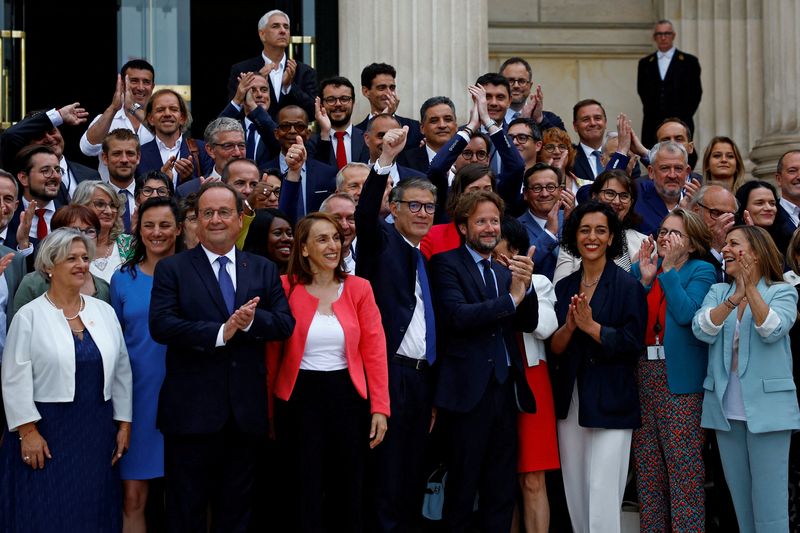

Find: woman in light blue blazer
693;225;800;533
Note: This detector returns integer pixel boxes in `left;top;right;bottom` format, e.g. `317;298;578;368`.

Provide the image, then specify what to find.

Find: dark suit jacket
397;145;432;174
271;157;337;220
430;246;538;413
0;242;24;432
218;102;281;170
149;245;294;435
550;261;646;428
572;145;642;185
517;210;562;280
306;127;370;167
136;137;214;184
632;179;669;237
227;56;317;120
637;49;702;146
4;197;66;253
355;114;424;152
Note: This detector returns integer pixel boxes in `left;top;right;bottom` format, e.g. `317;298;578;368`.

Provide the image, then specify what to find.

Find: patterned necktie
35;208;47;240
216;256;235;315
591;150;604;177
334;131;348;170
415;249;436;364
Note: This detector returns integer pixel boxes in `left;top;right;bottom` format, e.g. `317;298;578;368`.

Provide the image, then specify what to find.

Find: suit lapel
234;250;250;308
459;246;490;301
574;149;593;182
190;247;230;317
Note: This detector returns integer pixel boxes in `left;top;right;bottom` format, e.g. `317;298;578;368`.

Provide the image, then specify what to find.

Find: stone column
338;0;489;125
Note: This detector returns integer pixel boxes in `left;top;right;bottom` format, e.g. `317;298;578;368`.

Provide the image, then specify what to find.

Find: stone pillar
338;0;489;125
749;0;800;180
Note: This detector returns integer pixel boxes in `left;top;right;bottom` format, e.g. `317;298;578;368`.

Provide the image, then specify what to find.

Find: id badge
646;345;665;361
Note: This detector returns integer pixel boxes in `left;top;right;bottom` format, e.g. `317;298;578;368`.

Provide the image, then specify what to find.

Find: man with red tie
308;76;370;169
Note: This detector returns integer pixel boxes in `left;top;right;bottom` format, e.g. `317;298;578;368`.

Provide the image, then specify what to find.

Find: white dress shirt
156;134;183;185
579;142;603;179
80;108;154;181
332;125;353;164
396;235;428;360
657;46;676;80
201;245;252;346
263;52;290;102
781;197;800;228
109;180;137;228
21;197;55;239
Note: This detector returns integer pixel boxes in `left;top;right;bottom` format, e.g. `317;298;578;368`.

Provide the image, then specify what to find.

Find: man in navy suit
634;141;691;236
268;106;336;220
364;114;426;184
637;20;702;147
176;118;246;198
150;181;294;532
500;57;566;131
137;89;213;188
307;76;369;168
776;150;800;238
354;125;438;531
227;10;317;120
397;96;458;174
355;63;423;150
430;190;537;532
571;99;609;184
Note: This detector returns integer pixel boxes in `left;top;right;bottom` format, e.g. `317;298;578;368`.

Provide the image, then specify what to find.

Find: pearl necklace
44;292;85;320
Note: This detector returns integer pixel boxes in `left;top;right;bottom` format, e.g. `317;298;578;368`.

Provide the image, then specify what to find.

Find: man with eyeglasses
176;118;246;199
266;105;336;219
307;77;370;169
355;126;438;532
508;117;543;172
634;141;692;236
686;185;738;282
396;96;458;174
362;114;426;185
499;57;565;131
637;19;702;147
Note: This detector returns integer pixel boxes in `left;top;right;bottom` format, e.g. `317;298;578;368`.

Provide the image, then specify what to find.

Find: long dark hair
242;208;291;259
121;196;182;278
734;180;791;254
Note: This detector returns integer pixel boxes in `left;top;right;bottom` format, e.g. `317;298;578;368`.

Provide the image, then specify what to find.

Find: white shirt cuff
754;308;781;337
281;84;291;95
230;100;242;112
46;108;64;128
215;324;226;347
372;161;393;175
697;307;723;335
456;130;470;142
16;244;33;257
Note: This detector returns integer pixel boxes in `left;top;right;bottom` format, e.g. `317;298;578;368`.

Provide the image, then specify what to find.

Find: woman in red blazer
267;212;389;533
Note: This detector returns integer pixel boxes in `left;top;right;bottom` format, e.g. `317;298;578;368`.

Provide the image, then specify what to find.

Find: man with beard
137;89;214;187
429;190;537;531
101;129;141;233
176;118;246;198
397;96;458;174
634;141;691;235
81;59;156;181
308;77;369;168
499;57;565;131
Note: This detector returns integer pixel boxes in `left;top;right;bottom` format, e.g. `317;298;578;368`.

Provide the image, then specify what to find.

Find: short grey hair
320;192;356;212
34;228;95;276
258;9;289;30
389;178;437;203
71;180;125;243
689;185;740;211
335;162;370;190
649;140;688;167
204;117;244;145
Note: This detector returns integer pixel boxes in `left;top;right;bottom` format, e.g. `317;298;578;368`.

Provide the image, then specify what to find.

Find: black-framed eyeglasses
696;201;733;220
506;78;530;86
461;150;488;161
527;184;558;194
141;186;169;197
599;189;632;204
509;133;533;144
395;200;435;214
37;166;64;178
264;187;281;198
542;143;569;153
213;142;246;152
73;226;98;238
654;31;675;38
657;228;685;238
276;122;308;133
200;208;236;220
322;96;353;105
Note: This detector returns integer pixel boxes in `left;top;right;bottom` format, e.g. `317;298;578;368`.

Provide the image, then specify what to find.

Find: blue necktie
120;189;132;233
415;249;436;364
481;259;507;383
245;123;257;160
592;150;604;177
295;171;306;217
216;256;235;315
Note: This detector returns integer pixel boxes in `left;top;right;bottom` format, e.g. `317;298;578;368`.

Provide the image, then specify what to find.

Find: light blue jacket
692;280;800;433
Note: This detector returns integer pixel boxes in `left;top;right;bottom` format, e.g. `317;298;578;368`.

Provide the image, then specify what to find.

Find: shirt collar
262;51;286;69
781;197;800;216
156;134;183;152
200;244;236;267
425;144;437;162
279;153;307;174
465;244;490;265
112;180;136;195
21;198;55;211
580;142;602;157
657;46;676;60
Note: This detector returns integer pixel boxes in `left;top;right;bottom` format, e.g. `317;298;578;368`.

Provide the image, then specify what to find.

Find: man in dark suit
776;150;800;238
0;104;98;203
149;181;294;532
176;118;246;198
499;57;566;131
227;9;317;120
137;89;214;188
571;99;609;184
0;234;27;435
307;76;370;168
354;63;423;150
688;184;737;282
100;129;141;233
397;96;457;174
354;125;438;532
633;141;691;236
637;20;702;147
363;114;426;184
430;190;537;532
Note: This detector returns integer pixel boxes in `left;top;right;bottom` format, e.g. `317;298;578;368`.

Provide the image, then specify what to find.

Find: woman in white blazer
1;228;132;532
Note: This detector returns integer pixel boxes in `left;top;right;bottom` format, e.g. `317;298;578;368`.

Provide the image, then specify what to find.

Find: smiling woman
734;180;791;256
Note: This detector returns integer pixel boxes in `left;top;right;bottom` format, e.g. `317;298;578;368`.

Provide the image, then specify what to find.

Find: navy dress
0;330;122;533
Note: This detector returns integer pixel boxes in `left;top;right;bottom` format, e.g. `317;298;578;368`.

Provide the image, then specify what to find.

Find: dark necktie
119;190;132;233
246;123;257;160
592;150;604;176
481;259;507;383
35;208;48;240
334;131;348;170
415;249;436;364
295;169;306;217
216;256;235;315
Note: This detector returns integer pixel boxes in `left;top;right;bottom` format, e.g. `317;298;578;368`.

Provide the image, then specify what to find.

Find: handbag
421;464;447;521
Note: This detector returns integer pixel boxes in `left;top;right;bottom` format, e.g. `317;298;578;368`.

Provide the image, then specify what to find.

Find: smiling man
397;96;457;174
571;99;609;184
307;76;370;168
634;141;691;235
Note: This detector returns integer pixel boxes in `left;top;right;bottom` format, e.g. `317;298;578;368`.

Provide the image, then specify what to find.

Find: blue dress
0;330;122;532
111;265;166;480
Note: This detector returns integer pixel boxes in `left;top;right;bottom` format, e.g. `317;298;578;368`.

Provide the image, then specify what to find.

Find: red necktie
334;131;348;170
35;208;47;240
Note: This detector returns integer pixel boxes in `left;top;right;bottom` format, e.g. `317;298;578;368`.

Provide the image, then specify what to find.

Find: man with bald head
689;184;738;281
364;114;425;184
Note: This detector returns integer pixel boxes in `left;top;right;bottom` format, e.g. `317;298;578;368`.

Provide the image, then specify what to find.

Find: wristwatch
127;103;142;115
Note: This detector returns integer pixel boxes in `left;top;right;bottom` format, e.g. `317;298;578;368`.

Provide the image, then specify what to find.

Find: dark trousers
163;421;260;533
369;359;434;532
443;378;517;533
275;369;370;533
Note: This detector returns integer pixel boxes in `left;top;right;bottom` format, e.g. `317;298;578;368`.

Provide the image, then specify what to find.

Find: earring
48;272;53;278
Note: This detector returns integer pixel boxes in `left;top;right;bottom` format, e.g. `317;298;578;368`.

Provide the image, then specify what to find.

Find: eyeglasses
657;228;685;238
36;166;64;178
200;208;237;220
322;96;353;105
461;150;489;161
542;143;569;153
73;226;98;238
184;214;198;223
395;200;435;214
696;201;733;220
599;189;632;204
527;183;558;194
506;78;530;86
92;200;118;212
509;133;534;144
213;142;246;152
141;186;169;197
264;187;281;198
654;31;675;38
276;122;308;133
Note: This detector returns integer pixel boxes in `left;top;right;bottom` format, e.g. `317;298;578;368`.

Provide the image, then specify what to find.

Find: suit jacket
149;245;295;435
517;210;562;280
136;137;214;183
266;275;390;415
4;198;66;252
779;203;799;238
693;280;800;433
355;114;424;152
397;145;432;174
0;244;25;329
637;48;702;146
633;178;669;237
218;102;281;169
550;261;647;428
271;157;337;221
227;56;317;120
572;146;642;185
632;258;716;393
430;246;538;413
306;127;370;167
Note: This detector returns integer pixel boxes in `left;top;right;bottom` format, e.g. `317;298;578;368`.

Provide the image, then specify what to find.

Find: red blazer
420;222;461;260
266;274;390;416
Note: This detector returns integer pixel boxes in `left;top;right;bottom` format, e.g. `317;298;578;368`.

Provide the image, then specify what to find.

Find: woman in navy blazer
631;208;715;531
693;225;800;532
549;201;647;533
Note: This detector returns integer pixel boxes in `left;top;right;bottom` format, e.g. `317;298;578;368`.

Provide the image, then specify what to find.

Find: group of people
1;8;799;533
